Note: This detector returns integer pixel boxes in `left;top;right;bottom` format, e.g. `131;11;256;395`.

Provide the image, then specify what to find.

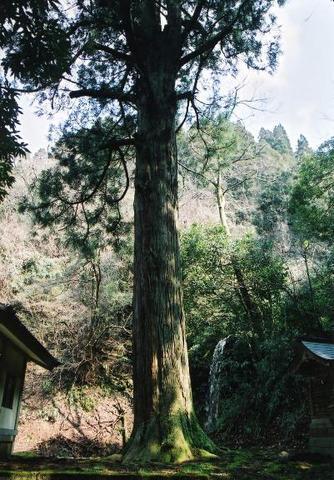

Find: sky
238;0;334;150
19;0;334;154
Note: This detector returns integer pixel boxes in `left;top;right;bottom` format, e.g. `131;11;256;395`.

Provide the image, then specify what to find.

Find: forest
2;120;333;466
1;1;334;479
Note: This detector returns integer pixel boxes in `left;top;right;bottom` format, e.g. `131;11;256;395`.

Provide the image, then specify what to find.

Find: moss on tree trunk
123;70;216;463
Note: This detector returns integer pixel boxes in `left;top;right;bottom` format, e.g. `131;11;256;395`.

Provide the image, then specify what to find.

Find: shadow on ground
0;448;332;479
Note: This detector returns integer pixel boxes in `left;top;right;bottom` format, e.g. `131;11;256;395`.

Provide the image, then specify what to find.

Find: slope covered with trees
1;118;332;455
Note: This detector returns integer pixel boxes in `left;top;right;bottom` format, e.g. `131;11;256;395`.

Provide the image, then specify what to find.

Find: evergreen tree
296;134;312;159
259;127;273;145
259;124;292;155
179;116;258;234
2;0;285;462
290;138;334;243
0;84;27;200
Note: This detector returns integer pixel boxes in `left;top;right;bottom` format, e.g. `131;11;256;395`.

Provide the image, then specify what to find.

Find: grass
0;448;332;479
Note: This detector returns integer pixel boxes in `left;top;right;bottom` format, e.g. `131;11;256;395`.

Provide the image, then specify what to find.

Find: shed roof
302;341;334;361
0;304;60;370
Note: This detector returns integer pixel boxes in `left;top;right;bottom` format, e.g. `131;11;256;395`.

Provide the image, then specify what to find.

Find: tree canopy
1;0;285;137
290;138;334;243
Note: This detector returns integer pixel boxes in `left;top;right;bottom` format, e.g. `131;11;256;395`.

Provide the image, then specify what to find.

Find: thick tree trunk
123;72;216;463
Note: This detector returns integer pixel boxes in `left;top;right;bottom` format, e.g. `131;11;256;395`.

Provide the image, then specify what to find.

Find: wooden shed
0;304;59;457
293;336;334;457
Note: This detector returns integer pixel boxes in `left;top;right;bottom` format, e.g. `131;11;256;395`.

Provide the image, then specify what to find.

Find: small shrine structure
293;335;334;457
0;304;59;457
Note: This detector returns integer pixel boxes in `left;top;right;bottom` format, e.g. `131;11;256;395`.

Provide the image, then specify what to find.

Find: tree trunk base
122;413;218;464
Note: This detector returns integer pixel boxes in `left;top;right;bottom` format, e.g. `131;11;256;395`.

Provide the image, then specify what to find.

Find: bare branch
176;99;190;133
178;161;216;188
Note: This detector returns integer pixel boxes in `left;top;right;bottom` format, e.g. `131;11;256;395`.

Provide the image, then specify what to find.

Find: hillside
0;122;313;456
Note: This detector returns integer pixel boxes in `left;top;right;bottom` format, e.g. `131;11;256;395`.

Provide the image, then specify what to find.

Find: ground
0;448;333;479
15;368;132;457
12;369;332;478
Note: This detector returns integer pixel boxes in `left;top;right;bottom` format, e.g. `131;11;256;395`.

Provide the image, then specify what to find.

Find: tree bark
123;69;216;463
214;177;262;338
216;169;231;236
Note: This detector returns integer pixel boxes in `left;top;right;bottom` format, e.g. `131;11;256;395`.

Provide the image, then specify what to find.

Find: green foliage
0;84;27;200
1;0;286;229
1;0;71;86
253;170;293;237
178;117;258;200
181;224;230;343
290;138;334;242
182;225;288;343
181;224;298;432
179;116;257;180
259;124;293;156
296;134;312;160
179;219;334;445
214;336;307;444
21;120;132;258
284;246;334;332
68;386;96;412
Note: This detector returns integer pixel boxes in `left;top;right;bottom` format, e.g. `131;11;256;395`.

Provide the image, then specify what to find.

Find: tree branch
120;1;138;59
176;91;194;101
92;42;133;64
181;1;205;43
103;138;136;149
69;88;135;103
55;143;132;208
178;161;216;188
179;0;251;66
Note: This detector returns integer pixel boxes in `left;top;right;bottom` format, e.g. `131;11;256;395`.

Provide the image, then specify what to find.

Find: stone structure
0;304;59;457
